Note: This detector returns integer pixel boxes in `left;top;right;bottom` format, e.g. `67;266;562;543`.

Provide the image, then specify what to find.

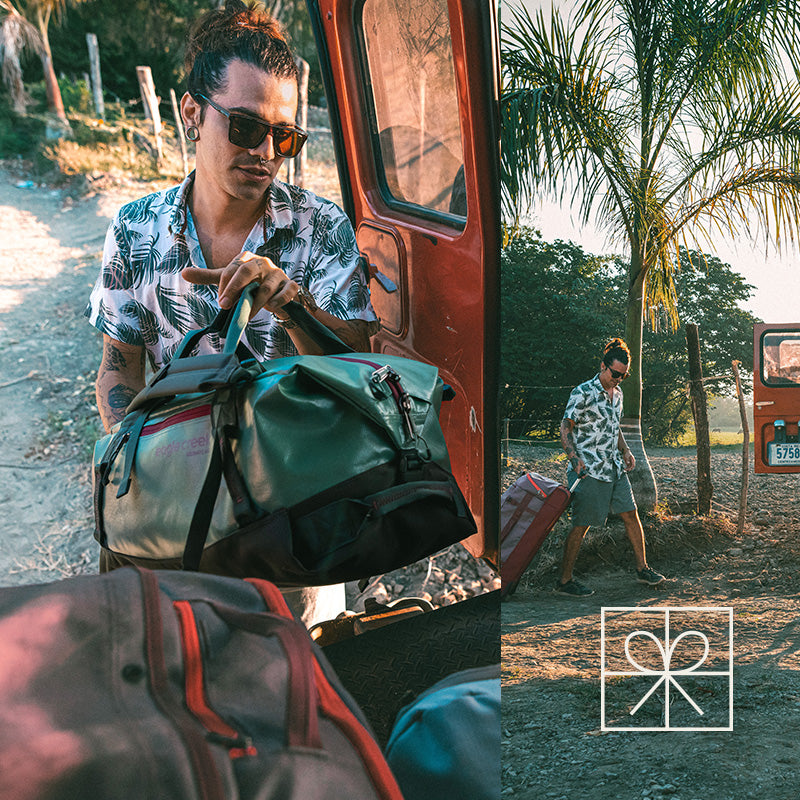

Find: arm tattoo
560;421;581;470
102;344;128;372
108;383;137;415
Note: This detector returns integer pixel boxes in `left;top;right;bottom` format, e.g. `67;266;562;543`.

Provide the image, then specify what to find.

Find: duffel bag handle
222;281;354;357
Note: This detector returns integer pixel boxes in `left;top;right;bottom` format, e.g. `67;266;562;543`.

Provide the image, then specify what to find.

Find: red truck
753;323;800;474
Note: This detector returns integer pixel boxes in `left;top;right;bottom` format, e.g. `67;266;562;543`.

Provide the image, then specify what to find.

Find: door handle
755;401;775;407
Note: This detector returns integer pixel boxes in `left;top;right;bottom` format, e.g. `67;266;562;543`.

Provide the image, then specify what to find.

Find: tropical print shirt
563;374;626;482
85;173;378;369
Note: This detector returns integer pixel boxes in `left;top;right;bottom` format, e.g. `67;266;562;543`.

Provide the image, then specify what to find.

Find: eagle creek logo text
153;434;211;459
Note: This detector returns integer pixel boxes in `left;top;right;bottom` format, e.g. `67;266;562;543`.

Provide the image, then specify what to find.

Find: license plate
768;442;800;466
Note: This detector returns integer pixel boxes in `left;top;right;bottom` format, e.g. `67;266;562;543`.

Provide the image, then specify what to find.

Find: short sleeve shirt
562;374;626;482
85;173;379;370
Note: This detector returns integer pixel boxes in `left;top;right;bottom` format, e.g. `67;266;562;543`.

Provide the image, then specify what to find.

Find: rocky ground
0;167;498;616
501;442;800;800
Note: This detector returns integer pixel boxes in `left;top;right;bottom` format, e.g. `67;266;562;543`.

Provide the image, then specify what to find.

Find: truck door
307;0;500;564
753;323;800;473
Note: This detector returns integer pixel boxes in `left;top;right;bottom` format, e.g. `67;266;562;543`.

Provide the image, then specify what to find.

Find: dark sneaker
553;578;594;597
636;567;665;586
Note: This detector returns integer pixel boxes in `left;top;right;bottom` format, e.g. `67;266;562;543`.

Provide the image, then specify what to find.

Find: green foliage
46;0;324;105
502;0;800;429
25;77;92;113
500;228;625;437
641;250;761;443
501;227;761;444
0;94;47;155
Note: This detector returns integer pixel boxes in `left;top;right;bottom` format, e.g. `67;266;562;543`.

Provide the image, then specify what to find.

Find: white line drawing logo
601;607;733;731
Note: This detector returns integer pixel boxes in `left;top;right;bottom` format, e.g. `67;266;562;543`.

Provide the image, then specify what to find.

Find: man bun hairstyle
602;337;630;367
185;0;298;103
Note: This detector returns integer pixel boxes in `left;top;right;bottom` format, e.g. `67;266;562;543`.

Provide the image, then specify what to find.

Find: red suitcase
500;472;579;598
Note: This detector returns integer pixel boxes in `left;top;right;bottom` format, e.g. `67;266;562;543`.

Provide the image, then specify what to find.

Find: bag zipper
172;600;256;755
331;357;417;440
173;596;322;751
245;579;404;800
138;569;226;800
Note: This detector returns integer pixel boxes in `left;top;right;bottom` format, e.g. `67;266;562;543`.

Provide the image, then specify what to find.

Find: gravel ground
501;441;800;800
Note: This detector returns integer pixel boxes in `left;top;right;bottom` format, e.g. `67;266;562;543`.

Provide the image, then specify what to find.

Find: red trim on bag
329;356;383;370
229;745;258;760
245;578;294;620
526;473;548;499
173;600;242;741
244;580;322;749
141;404;212;436
138;570;226;800
312;660;404;800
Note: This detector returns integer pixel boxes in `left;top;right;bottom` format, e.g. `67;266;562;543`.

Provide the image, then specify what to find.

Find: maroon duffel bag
0;567;403;800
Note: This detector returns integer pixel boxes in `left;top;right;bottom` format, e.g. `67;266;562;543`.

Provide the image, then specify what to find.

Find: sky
504;0;800;324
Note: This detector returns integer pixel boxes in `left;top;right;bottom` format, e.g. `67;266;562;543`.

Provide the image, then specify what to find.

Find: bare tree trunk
170;88;189;178
86;33;104;120
295;57;309;188
687;323;712;515
35;7;66;122
623;257;658;511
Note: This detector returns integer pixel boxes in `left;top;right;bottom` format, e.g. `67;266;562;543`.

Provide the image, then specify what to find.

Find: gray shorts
567;468;637;527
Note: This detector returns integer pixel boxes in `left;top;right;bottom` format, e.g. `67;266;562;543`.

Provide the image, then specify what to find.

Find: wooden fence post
732;360;750;535
85;33;105;120
686;323;712;515
136;66;163;165
170;88;189;178
286;57;309;186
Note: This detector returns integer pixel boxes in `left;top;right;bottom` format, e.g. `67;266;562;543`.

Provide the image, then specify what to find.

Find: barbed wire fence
500;371;751;468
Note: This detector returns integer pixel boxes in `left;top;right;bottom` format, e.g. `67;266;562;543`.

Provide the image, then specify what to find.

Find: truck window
762;331;800;386
360;0;466;220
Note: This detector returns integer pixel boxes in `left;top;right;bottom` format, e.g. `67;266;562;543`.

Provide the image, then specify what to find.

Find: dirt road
0;173;145;584
501;446;800;800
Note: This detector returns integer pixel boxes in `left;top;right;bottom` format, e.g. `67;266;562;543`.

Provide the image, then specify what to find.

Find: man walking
555;338;665;597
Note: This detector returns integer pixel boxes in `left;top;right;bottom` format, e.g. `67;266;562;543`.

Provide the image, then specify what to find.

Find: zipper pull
370;365;416;440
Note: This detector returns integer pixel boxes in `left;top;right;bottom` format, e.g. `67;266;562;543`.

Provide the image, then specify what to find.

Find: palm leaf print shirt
563;375;626;482
85;173;379;369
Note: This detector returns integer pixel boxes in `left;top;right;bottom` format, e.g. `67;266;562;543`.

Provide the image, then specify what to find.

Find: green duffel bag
93;283;476;585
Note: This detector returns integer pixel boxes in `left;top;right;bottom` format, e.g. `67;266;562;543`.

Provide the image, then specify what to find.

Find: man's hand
182;251;297;319
623;448;636;472
570;456;587;477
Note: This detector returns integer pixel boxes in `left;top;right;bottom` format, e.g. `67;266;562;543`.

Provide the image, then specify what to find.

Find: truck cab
753;323;800;473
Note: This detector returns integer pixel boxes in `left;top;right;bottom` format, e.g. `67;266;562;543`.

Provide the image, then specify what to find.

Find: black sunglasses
196;94;308;158
607;365;629;380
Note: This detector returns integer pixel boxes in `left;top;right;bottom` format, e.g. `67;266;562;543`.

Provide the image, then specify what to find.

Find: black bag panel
101;462;476;586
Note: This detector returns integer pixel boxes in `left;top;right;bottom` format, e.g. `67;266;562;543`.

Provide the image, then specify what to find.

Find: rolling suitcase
500;472;579;598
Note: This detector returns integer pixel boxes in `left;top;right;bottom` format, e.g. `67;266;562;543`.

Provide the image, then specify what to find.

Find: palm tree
502;0;800;509
0;1;42;113
2;0;85;121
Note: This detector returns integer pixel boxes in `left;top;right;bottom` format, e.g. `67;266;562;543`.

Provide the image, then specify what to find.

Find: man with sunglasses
554;338;665;597
85;1;378;625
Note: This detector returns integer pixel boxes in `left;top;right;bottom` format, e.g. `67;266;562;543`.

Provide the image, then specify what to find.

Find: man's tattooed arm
96;336;146;432
560;418;585;475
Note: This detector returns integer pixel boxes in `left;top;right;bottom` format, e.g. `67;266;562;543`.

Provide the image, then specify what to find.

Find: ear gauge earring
185;126;199;142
